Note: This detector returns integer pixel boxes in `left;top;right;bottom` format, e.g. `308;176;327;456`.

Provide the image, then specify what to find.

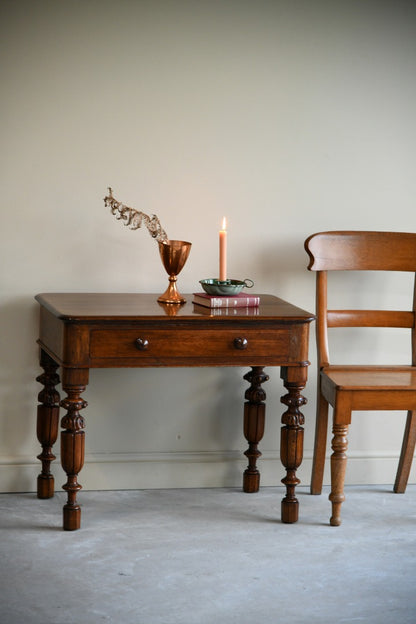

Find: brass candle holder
158;240;192;304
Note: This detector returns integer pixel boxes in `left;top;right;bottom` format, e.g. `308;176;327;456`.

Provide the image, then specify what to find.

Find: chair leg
329;423;349;526
394;410;416;493
310;391;329;495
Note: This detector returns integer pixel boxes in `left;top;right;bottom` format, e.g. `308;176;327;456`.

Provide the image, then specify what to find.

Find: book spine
194;296;260;308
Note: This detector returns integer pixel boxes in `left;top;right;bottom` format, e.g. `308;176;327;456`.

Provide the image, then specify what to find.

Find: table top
35;293;314;323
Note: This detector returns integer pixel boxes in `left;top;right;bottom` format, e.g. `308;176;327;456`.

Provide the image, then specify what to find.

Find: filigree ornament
104;187;168;242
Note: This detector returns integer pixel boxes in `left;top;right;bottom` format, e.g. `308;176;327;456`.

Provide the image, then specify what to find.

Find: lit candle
219;217;227;282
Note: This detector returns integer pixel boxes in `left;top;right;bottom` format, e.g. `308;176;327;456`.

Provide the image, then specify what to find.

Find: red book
192;292;260;308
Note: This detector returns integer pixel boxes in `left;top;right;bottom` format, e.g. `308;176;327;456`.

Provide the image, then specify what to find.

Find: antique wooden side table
34;293;314;530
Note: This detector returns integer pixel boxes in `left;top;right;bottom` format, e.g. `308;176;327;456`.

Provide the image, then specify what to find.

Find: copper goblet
157;239;192;304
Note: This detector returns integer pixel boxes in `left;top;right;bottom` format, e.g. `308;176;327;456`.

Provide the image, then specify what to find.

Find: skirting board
1;450;415;493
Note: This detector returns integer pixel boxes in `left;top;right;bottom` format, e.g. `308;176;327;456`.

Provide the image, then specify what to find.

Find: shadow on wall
256;235;315;305
208;366;247;484
254;236;318;446
0;296;40;490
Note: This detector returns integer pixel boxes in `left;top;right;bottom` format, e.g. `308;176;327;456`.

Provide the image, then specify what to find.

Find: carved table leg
60;369;88;531
329;424;349;526
243;366;269;493
280;367;307;523
36;350;60;499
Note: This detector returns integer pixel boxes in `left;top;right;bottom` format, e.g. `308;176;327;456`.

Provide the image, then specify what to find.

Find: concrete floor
1;485;416;624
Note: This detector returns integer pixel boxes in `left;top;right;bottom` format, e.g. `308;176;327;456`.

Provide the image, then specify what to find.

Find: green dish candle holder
199;278;254;296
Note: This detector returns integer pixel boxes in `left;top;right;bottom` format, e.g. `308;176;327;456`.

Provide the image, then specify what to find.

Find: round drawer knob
233;337;248;350
135;338;149;351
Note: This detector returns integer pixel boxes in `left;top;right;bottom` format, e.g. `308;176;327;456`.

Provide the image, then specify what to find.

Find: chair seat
322;366;416;389
321;366;416;412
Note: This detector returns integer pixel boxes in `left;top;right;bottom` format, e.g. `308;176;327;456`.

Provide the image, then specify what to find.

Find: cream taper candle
219;217;227;281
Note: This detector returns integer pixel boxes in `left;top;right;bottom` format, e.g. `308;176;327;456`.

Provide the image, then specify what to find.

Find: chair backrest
304;231;416;368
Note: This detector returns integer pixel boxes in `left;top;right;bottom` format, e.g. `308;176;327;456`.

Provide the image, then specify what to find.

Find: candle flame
221;217;227;230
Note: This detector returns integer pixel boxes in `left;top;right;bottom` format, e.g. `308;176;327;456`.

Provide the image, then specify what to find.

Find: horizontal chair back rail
327;310;415;328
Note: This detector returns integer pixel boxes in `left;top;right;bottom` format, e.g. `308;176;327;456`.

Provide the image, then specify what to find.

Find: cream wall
1;0;416;492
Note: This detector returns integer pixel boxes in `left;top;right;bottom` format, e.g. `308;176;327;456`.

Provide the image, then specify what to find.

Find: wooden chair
305;231;416;525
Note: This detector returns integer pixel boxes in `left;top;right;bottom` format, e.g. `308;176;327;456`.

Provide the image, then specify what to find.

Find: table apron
91;327;296;359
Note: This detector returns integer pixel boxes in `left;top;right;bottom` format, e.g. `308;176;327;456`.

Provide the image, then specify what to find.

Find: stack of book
192;292;260;309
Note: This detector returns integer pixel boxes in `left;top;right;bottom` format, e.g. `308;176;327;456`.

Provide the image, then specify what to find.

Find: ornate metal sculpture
104;187;168;242
104;187;191;304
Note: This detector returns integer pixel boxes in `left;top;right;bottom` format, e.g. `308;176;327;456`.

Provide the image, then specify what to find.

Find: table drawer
90;328;291;361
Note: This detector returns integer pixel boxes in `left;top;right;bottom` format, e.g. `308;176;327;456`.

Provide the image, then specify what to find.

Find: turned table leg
329;423;349;526
280;366;307;523
243;366;269;493
60;368;88;531
36;350;60;499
